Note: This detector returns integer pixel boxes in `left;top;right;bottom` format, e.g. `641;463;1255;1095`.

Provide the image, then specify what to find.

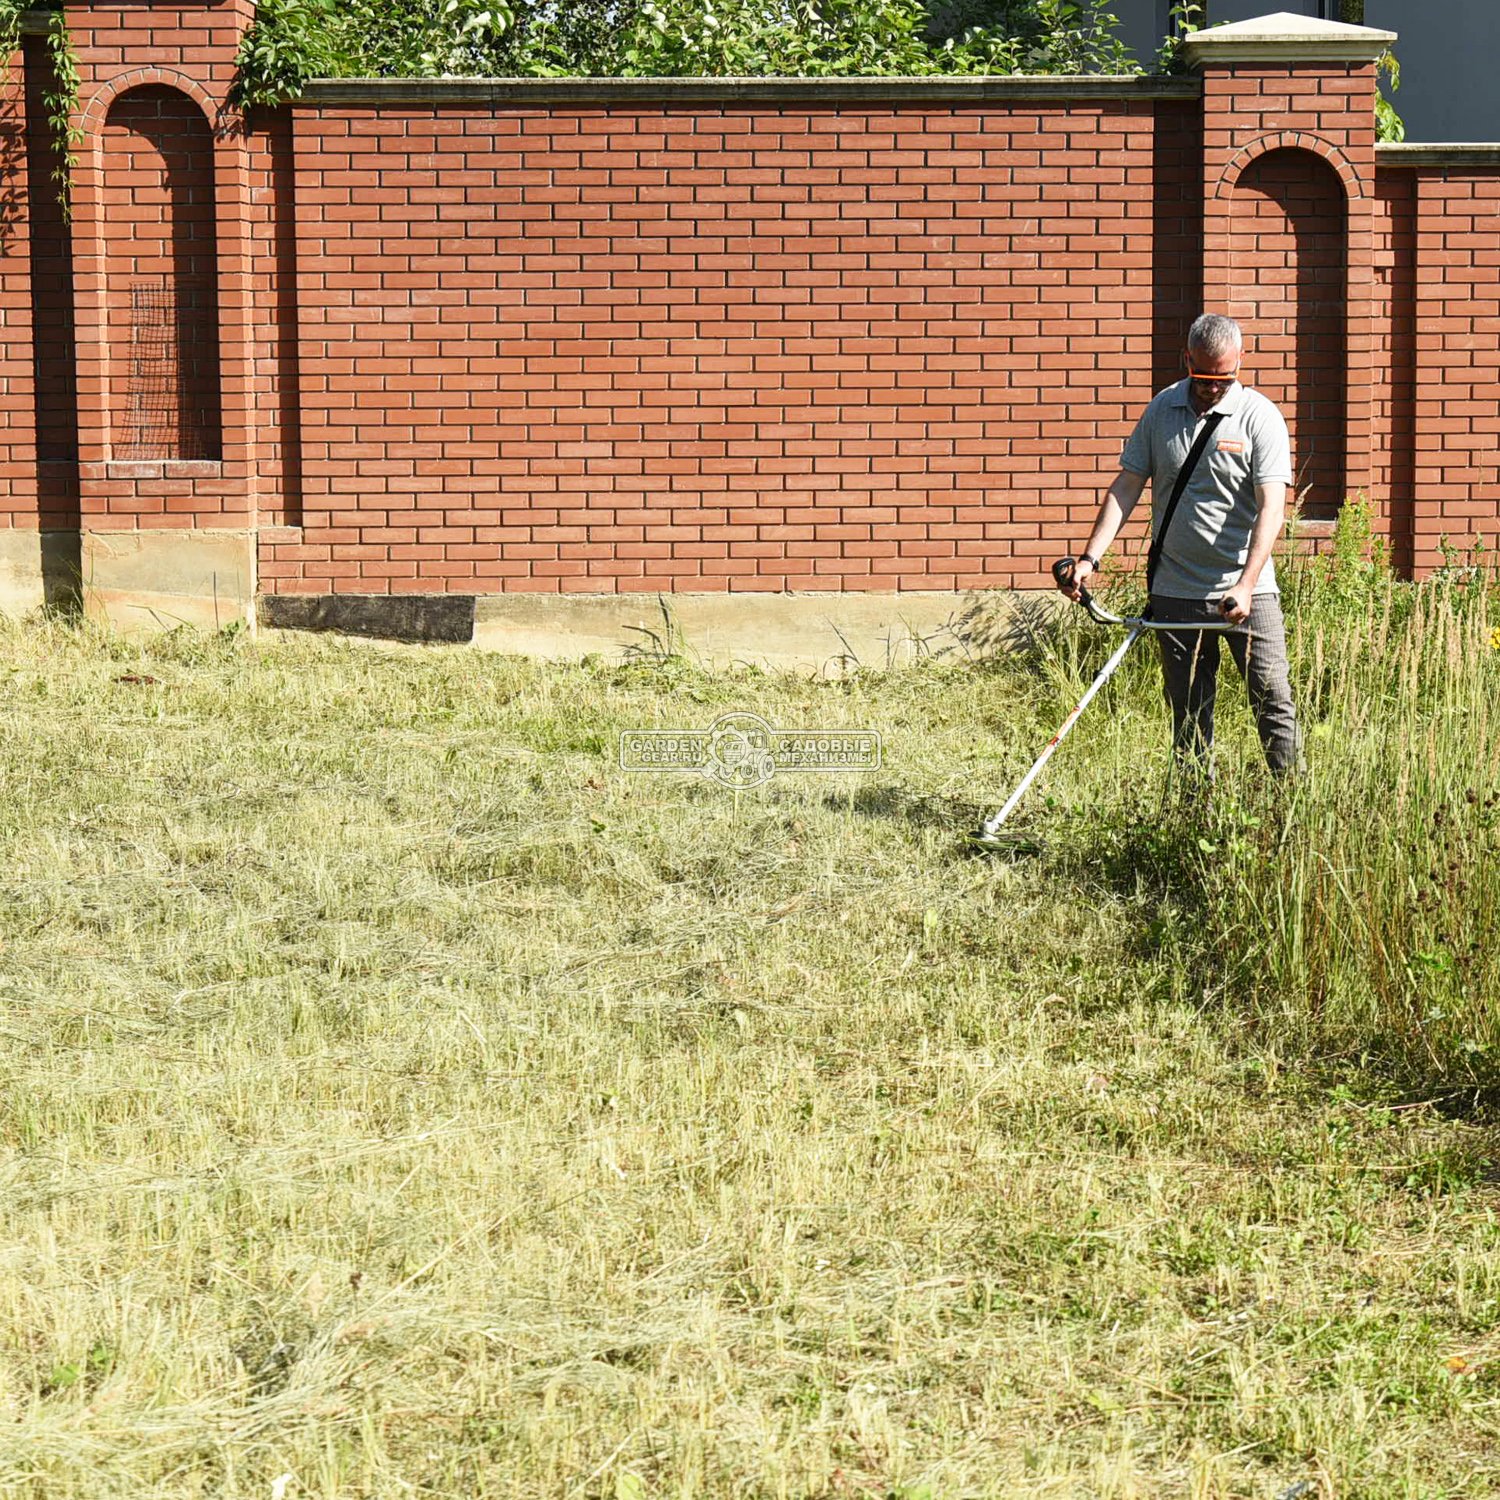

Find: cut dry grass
0;580;1497;1498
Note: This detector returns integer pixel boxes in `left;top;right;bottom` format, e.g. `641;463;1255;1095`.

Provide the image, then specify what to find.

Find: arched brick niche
100;85;222;462
1228;147;1348;521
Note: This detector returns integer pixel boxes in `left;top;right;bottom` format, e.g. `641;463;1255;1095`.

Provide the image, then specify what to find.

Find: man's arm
1220;480;1286;624
1058;468;1149;600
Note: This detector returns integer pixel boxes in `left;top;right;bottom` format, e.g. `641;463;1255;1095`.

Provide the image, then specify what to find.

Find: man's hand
1056;556;1096;602
1220;581;1253;626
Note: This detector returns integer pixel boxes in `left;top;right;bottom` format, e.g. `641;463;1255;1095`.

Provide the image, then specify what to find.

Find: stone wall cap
299;74;1202;106
1377;143;1500;167
1182;10;1395;66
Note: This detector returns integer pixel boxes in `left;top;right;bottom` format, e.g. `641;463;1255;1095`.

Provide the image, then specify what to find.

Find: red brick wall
4;4;1499;595
1228;146;1347;519
1404;170;1500;574
62;0;258;532
1150;98;1204;395
19;39;81;533
1202;62;1377;526
261;101;1176;596
101;85;222;463
0;79;32;531
242;107;303;529
1372;168;1416;574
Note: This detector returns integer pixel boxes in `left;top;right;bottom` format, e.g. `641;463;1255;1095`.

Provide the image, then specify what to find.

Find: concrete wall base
82;529;255;634
0;540;1033;670
0;530;83;616
471;590;1014;671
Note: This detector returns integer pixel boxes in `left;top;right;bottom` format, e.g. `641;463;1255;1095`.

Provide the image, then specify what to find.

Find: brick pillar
60;0;261;629
1185;13;1395;529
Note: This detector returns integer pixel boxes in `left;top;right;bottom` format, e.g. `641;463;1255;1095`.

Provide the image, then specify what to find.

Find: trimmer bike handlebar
1052;556;1238;633
1051;556;1114;624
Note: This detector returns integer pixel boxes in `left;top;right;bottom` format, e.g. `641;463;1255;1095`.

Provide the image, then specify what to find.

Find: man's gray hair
1187;314;1243;359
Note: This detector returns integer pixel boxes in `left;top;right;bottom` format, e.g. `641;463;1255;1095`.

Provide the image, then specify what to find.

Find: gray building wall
1112;1;1500;143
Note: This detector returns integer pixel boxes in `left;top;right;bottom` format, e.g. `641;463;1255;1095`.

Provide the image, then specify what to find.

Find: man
1058;313;1302;776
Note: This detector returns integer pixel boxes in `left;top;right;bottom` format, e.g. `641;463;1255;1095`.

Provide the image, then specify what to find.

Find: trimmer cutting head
964;826;1044;857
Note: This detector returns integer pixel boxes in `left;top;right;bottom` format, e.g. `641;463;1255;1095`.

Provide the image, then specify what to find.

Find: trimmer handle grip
1052;555;1096;611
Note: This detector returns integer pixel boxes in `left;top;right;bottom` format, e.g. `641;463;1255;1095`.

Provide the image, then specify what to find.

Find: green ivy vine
0;0;83;220
44;9;84;219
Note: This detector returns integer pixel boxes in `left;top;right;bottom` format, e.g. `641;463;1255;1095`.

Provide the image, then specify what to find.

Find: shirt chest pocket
1207;433;1252;484
1164;427;1250;482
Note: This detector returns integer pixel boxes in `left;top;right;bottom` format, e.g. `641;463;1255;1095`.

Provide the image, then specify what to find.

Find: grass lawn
1;564;1498;1498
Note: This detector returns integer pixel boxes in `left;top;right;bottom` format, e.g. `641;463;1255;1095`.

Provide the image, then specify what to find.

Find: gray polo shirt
1119;379;1292;599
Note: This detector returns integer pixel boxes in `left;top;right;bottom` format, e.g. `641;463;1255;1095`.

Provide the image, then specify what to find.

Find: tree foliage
232;0;516;104
232;0;1407;147
232;0;1138;106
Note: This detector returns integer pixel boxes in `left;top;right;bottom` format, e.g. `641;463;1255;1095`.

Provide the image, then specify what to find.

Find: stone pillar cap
1182;10;1396;65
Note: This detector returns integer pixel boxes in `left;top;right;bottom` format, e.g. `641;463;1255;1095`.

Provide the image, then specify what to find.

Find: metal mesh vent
117;280;219;461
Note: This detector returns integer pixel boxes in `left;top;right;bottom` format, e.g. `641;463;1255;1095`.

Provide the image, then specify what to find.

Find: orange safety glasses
1188;367;1241;383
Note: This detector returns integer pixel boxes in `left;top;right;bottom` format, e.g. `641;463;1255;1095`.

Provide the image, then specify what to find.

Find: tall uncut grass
1216;570;1500;1090
1101;505;1500;1098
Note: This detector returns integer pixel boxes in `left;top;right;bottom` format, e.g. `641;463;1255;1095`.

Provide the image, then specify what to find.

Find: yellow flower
1492;626;1500;652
